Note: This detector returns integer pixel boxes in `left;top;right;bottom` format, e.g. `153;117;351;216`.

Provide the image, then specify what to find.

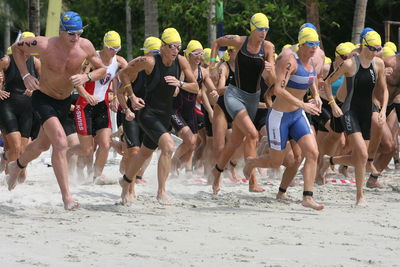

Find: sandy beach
1;149;399;266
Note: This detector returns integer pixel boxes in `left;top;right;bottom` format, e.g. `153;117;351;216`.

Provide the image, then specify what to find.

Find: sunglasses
363;38;382;52
305;41;320;48
107;46;121;52
190;51;205;57
165;43;182;50
67;30;83;37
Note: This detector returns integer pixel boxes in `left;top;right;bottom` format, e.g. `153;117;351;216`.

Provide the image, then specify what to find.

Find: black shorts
341;109;371;140
137;107;172;150
62;114;76;136
254;108;268;131
386;103;400;122
313;99;332;132
216;96;233;123
171;109;198;134
74;99;111;136
196;112;205;130
123;114;144;148
330;99;344;133
32;90;71;125
0;94;32;138
201;105;213;137
116;109;125;128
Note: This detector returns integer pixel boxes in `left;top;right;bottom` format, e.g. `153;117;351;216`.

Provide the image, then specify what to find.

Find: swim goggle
251;21;269;32
304;41;320;48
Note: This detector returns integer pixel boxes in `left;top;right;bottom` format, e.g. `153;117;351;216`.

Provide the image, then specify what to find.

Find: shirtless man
6;11;106;210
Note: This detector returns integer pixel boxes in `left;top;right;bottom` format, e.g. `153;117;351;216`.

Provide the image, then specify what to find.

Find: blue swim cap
360;27;374;43
300;23;316;31
60;11;83;31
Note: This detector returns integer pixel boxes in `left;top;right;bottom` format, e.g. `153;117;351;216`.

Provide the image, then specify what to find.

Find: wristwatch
179;80;184;88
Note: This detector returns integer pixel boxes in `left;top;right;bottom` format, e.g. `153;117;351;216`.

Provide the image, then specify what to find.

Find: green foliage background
0;0;399;59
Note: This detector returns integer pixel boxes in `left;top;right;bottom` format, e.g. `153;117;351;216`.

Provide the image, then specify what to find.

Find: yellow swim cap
203;48;219;63
161;28;181;44
335;43;353;57
384;41;397;52
21;31;35;40
227;46;236;51
344;42;357;51
324;56;332;64
250;13;269;32
184;40;203;57
6;46;12;55
362;31;381;47
142;36;162;54
293;43;299;52
298;27;319;44
222;50;230;61
104;30;121;47
274;53;278;60
382;46;396;58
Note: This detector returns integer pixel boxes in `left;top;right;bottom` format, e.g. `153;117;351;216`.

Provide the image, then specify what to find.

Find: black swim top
342;55;376;113
173;64;202;112
4;55;38;95
145;54;181;114
132;70;147;99
231;37;265;93
225;62;235;87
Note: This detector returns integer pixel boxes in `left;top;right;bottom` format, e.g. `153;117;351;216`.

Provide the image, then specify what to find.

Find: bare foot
243;157;255;179
315;176;326;185
229;166;243;182
6;161;21;191
17;168;27;184
249;178;265;193
301;196;325;210
366;177;384;189
318;155;331;179
338;165;350;178
119;177;132;205
276;192;291;200
211;168;221;195
157;192;172;205
63;197;80;211
355;197;368;207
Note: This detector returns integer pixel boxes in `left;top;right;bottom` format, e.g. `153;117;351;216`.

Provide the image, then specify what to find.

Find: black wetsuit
341;56;376;140
171;64;202;134
122;70;147;148
137;54;181;150
0;55;37;138
254;77;270;131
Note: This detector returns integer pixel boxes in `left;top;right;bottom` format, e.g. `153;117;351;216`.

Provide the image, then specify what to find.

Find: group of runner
0;11;399;210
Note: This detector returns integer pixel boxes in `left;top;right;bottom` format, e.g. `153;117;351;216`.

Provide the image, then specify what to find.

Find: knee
82;145;94;157
304;148;319;162
161;142;175;157
247;129;259;142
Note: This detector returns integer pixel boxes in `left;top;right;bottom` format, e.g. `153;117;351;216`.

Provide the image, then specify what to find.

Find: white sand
1;149;399;266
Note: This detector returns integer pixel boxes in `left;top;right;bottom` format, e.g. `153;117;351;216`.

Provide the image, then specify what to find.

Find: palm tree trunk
28;0;40;35
306;0;323;48
3;2;11;52
351;0;368;44
208;0;216;47
144;0;159;38
125;0;133;61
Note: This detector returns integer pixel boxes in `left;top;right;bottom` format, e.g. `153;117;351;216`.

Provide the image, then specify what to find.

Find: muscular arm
325;59;352;101
84;41;106;81
11;37;46;77
263;41;276;86
178;55;199;94
34;57;41;77
117;56;153;110
210;35;243;66
216;62;228;94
